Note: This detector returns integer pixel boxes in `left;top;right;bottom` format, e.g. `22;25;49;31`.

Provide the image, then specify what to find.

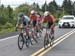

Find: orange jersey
41;15;55;24
30;15;38;21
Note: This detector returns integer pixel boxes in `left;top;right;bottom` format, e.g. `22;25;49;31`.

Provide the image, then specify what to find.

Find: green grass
0;22;58;35
0;27;15;34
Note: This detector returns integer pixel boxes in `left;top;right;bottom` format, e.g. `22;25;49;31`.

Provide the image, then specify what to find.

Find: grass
0;22;58;35
0;27;15;35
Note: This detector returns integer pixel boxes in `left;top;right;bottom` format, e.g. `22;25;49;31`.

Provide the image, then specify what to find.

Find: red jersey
30;15;38;21
41;15;55;24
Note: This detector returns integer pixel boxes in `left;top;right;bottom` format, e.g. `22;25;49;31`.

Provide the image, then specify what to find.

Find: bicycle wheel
49;34;52;47
49;33;55;46
44;36;49;49
51;34;55;46
25;36;31;48
18;33;24;50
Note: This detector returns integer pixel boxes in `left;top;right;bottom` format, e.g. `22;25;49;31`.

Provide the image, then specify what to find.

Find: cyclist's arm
16;17;23;28
24;16;30;24
50;15;55;23
50;15;55;29
16;17;20;27
29;15;33;24
29;15;33;21
41;17;46;27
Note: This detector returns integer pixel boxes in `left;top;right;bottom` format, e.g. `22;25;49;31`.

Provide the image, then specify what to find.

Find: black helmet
18;12;24;17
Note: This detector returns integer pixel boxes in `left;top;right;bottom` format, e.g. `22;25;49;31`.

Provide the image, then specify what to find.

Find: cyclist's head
30;10;36;15
18;12;24;18
44;11;50;17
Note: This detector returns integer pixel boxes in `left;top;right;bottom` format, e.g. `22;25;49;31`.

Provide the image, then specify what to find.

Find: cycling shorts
32;21;37;27
47;22;53;28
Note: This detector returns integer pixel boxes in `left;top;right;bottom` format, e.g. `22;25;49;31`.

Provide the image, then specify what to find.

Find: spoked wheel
51;36;55;46
18;33;24;50
49;34;54;46
49;34;52;47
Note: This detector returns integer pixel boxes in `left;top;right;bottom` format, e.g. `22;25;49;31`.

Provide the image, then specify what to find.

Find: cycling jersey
41;15;55;24
41;15;55;28
17;16;30;25
30;15;38;21
30;15;39;27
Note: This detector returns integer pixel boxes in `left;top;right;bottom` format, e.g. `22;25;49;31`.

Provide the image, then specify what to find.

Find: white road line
0;35;18;42
54;29;75;43
0;29;75;42
38;29;75;56
31;29;75;56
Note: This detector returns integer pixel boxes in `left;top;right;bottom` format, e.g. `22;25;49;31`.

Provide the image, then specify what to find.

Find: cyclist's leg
31;21;38;43
47;22;54;46
51;24;55;39
25;26;33;45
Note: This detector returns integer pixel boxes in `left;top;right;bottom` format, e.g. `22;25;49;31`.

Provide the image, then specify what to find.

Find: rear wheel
25;36;31;48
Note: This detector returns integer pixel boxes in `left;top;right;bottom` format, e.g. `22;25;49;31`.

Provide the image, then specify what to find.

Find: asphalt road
0;26;75;56
44;29;75;56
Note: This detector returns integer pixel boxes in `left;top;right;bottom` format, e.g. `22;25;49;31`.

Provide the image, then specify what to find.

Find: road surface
0;26;75;56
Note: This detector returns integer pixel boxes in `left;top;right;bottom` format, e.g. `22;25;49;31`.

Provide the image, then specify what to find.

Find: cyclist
16;12;30;27
16;12;32;45
30;10;38;27
36;13;42;34
29;10;40;42
41;11;55;39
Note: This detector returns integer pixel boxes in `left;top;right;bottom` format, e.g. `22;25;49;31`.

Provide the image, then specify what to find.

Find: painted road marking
0;29;75;56
0;35;18;42
31;29;75;56
38;29;75;56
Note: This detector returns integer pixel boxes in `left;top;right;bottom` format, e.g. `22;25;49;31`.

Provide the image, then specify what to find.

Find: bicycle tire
44;36;49;49
49;34;52;47
18;33;24;50
25;36;31;48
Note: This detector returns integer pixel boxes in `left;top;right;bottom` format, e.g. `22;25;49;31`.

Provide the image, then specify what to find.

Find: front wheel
18;33;24;50
49;34;54;46
44;35;49;49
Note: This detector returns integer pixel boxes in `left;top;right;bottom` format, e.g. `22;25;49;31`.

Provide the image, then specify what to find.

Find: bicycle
16;26;32;50
43;26;54;49
34;21;42;39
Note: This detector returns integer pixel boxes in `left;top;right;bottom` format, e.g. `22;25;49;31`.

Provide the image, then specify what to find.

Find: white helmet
44;11;49;16
30;10;35;14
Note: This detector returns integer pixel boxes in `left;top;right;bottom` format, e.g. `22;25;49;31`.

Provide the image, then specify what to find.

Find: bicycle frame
43;27;51;37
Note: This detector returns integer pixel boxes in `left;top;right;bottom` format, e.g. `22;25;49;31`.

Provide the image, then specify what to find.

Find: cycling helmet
30;10;35;14
44;11;50;16
18;12;24;17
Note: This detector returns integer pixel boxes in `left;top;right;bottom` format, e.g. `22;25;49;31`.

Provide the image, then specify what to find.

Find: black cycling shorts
32;21;37;27
23;21;26;26
23;21;30;26
47;22;53;28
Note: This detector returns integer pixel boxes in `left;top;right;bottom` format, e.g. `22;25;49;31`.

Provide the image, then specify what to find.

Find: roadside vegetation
0;0;75;34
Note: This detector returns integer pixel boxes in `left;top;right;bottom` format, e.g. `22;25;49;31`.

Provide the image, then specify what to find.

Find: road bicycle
16;26;32;50
43;26;54;49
